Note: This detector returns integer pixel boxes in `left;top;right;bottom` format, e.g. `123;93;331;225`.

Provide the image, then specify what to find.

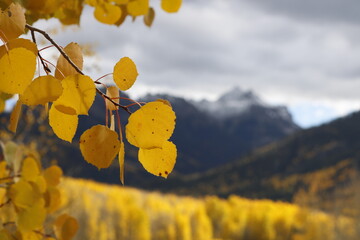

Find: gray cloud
240;0;360;25
32;0;360;126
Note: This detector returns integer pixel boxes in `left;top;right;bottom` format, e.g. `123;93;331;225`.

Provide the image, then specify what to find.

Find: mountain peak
192;86;268;119
218;87;263;105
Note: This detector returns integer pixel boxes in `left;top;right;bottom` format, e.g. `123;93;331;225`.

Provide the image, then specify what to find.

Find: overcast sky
33;0;360;128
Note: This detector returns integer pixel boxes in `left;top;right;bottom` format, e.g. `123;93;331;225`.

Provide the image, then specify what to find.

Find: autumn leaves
89;0;182;26
0;3;177;181
0;145;79;240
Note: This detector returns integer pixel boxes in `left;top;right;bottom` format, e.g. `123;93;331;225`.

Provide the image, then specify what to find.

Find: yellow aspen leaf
20;76;63;106
0;47;37;94
0;38;38;56
21;157;40;182
138;141;177;178
44;187;61;213
119;141;125;184
0;161;7;177
0;98;4;113
156;98;171;106
0;187;5;202
114;4;128;26
113;0;129;4
0;0;11;10
161;0;182;13
113;57;138;91
0;229;13;240
24;0;60;15
56;2;83;26
43;165;63;186
94;3;122;25
49;105;78;142
21;231;43;240
0;161;10;184
9;179;37;209
17;199;46;232
0;3;25;42
79;125;121;169
55;42;83;80
127;0;149;16
8;99;22;133
126;101;176;148
0;91;13;100
105;86;119;111
143;7;155;27
54;214;79;240
53;74;96;115
110;113;115;130
85;0;98;7
22;0;46;12
32;175;47;194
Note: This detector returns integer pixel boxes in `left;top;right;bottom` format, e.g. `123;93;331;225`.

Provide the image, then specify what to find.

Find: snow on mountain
190;87;294;123
191;87;261;117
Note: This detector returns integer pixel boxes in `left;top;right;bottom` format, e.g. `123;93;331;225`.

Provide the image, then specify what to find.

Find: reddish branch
25;24;132;114
29;28;51;74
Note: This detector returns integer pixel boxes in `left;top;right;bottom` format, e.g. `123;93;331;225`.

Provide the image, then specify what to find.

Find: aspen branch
25;24;132;114
29;28;51;74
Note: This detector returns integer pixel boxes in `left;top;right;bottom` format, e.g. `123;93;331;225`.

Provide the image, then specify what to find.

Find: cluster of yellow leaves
0;142;78;240
79;56;177;181
87;0;182;27
1;2;177;183
126;100;177;178
0;0;181;27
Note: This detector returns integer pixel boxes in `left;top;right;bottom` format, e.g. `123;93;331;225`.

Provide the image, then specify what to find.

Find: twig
0;174;20;182
3;221;15;226
33;230;55;239
25;24;131;114
0;199;11;208
30;29;51;74
99;89;131;114
26;24;83;75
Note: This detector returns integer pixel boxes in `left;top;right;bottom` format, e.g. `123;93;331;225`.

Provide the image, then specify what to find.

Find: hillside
140;87;299;174
59;178;359;240
0;87;299;187
161;110;360;214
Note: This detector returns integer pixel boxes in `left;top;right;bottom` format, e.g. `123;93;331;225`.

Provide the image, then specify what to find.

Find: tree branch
25;24;132;114
30;29;51;74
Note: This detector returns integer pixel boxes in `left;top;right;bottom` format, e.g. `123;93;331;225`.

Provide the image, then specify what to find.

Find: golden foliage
55;43;83;80
0;142;78;240
126;101;176;149
1;0;179;180
79;125;121;169
113;57;139;91
60;178;359;240
20;76;63;106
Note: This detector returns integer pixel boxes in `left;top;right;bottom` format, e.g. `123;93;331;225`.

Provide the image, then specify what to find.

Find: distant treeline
60;178;358;240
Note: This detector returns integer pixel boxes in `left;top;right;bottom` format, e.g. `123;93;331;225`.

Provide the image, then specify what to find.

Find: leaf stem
95;73;113;83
